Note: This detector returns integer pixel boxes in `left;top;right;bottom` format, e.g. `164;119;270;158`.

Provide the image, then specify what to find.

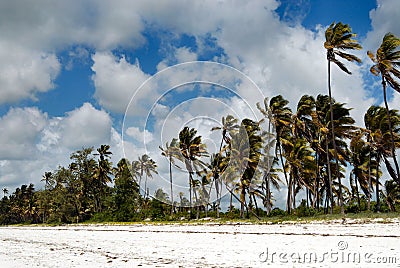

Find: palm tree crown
368;33;400;93
324;22;362;74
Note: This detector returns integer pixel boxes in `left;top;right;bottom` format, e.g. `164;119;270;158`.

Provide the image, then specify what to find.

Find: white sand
0;221;399;267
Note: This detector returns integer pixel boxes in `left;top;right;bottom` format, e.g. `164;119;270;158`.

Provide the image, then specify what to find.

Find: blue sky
0;0;379;119
0;0;399;206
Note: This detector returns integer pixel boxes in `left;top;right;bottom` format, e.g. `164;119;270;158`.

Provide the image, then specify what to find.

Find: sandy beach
0;221;399;267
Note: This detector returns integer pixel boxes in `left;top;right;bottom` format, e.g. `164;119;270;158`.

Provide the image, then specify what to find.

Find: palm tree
283;137;316;213
292;95;318;209
220;122;261;219
2;187;8;199
93;145;113;212
314;95;355;213
159;138;180;215
292;95;316;143
211;115;240;153
131;160;142;188
239;119;263;218
268;95;292;211
178;127;208;219
383;180;400;212
349;131;377;209
368;33;400;184
207;153;224;217
324;22;362;214
137;154;158;199
259;154;282;215
365;106;400;211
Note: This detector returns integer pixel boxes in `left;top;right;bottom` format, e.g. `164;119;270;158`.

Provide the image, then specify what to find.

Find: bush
296;199;316;217
269;207;286;217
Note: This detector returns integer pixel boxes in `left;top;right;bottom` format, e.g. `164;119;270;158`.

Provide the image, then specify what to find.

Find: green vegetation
1;25;400;225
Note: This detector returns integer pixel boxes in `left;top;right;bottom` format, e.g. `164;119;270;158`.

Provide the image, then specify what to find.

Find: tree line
1;22;399;224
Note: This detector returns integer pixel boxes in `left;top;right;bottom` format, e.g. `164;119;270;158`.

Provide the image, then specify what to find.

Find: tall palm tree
268;95;292;211
283;137;316;213
159;138;180;215
324;22;362;214
258;155;282;215
137;154;158;199
349;131;377;209
178;127;208;219
292;95;318;209
368;33;400;184
365;106;400;211
131;160;142;188
207;153;224;218
239;119;263;218
93;145;113;212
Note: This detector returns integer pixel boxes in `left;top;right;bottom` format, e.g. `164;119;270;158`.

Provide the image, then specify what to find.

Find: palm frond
370;65;380;76
331;58;352;74
335;51;362;63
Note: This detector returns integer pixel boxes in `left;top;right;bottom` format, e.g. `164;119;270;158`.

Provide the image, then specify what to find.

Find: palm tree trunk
376;157;381;212
286;174;292;214
240;184;246;218
265;175;271;215
189;172;193;219
292;180;296;213
225;184;260;220
354;173;361;209
229;191;233;212
277;142;290;213
252;193;259;216
326;139;334;214
144;174;148;199
382;76;400;184
315;135;321;210
193;184;200;220
367;145;372;211
169;156;174;216
327;59;344;215
215;177;220;218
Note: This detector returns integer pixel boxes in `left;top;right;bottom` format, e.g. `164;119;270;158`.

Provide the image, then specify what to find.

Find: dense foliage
1;26;400;225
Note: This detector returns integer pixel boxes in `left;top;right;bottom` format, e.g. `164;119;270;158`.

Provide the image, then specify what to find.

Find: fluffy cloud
126;126;154;143
0;42;60;104
59;103;113;149
91;52;151;114
364;0;400;52
0;107;47;160
0;103;120;191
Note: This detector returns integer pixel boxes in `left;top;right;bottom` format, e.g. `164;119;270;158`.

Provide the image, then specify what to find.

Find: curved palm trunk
382;76;400;184
327;58;344;214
